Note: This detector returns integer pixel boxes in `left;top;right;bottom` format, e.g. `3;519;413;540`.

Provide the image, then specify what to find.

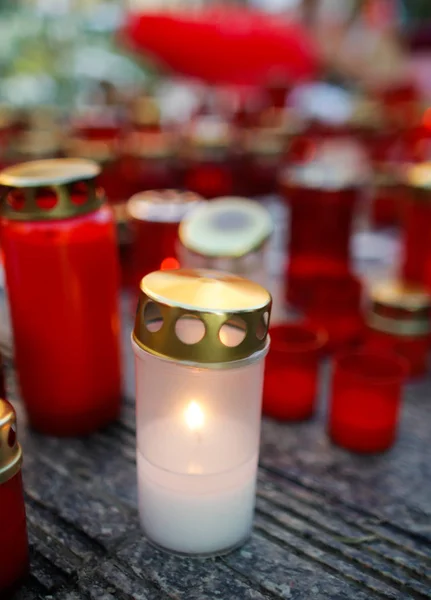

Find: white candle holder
178;197;273;288
132;269;271;556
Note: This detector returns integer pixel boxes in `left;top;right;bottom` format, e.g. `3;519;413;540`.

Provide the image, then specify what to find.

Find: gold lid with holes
0;400;22;485
179;197;273;258
0;158;104;221
133;269;272;366
368;280;431;337
127;190;204;224
404;163;431;199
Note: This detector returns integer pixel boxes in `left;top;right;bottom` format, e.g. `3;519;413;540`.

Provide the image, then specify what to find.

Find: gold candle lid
133;96;161;127
179;197;273;258
0;158;104;221
64;137;118;163
133;269;272;366
404;163;431;200
127;190;203;223
0;400;22;485
368;280;431;337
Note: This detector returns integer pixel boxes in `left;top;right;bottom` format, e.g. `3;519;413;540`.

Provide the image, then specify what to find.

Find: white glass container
132;269;271;556
178;197;273;288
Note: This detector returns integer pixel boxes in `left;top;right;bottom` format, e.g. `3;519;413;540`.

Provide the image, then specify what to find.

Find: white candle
132;269;270;556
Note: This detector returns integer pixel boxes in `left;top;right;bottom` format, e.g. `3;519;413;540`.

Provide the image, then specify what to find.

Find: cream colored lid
179;197;273;258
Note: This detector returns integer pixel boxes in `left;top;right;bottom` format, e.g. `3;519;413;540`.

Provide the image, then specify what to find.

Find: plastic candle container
329;351;407;453
0;159;122;436
0;399;29;595
127;190;203;289
182;116;235;199
280;140;367;307
401;163;431;288
132;269;271;556
263;323;327;421
179;197;273;287
366;280;431;378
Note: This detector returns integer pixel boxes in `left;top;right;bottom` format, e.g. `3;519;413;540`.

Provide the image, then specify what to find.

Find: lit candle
132;269;271;556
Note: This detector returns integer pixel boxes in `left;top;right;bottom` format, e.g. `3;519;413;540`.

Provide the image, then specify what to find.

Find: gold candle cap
179;197;273;258
0;400;22;485
404;163;431;201
133;269;272;367
65;137;118;163
133;96;161;126
368;280;431;337
127;190;204;224
0;158;104;221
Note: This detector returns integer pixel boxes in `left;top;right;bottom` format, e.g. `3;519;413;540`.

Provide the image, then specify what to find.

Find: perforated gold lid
368;280;431;337
179;197;273;258
127;190;203;223
0;400;22;485
404;163;431;196
133;269;272;366
0;158;103;221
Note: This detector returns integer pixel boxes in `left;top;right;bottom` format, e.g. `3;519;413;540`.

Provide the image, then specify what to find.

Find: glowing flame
184;401;204;431
160;257;180;271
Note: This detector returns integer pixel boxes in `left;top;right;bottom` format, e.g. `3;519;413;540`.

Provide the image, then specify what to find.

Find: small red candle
304;274;365;352
401;163;431;289
0;399;29;595
371;165;403;228
329;351;407;453
0;159;122;436
263;323;327;421
182;116;236;199
365;280;431;378
127;190;203;293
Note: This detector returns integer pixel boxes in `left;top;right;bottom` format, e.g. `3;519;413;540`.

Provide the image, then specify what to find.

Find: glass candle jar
263;323;327;421
132;269;271;556
182;116;236;199
127;190;204;291
280;140;367;307
179;197;273;288
401;163;431;288
328;351;407;453
365;280;431;378
240;128;285;197
0;159;122;436
0;399;29;595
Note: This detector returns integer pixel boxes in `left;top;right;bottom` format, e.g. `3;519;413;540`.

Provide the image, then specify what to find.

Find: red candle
280;145;364;307
127;190;203;293
263;323;327;421
371;167;403;227
0;399;29;595
329;351;407;453
365;280;431;377
182;116;236;199
0;159;122;436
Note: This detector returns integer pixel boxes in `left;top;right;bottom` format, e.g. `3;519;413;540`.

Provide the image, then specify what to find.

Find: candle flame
184;401;204;431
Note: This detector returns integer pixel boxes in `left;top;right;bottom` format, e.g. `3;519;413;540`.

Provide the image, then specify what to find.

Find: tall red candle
0;399;29;596
0;159;122;436
365;280;431;378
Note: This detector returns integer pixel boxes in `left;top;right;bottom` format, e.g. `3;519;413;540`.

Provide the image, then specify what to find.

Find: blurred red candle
329;351;407;453
0;399;29;595
263;323;327;421
127;190;203;292
366;280;431;378
0;159;122;436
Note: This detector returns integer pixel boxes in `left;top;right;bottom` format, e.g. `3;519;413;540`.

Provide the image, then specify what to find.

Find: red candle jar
0;159;122;436
182;116;236;199
366;280;431;378
401;163;431;288
263;323;327;421
0;399;29;595
280;141;366;307
370;166;403;228
240;129;284;197
329;350;407;453
127;189;203;292
303;274;365;352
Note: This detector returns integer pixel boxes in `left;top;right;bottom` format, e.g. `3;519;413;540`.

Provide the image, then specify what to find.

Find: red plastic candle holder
302;274;364;352
365;280;431;378
0;159;122;436
0;400;29;596
263;323;327;421
329;351;407;453
127;190;203;292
